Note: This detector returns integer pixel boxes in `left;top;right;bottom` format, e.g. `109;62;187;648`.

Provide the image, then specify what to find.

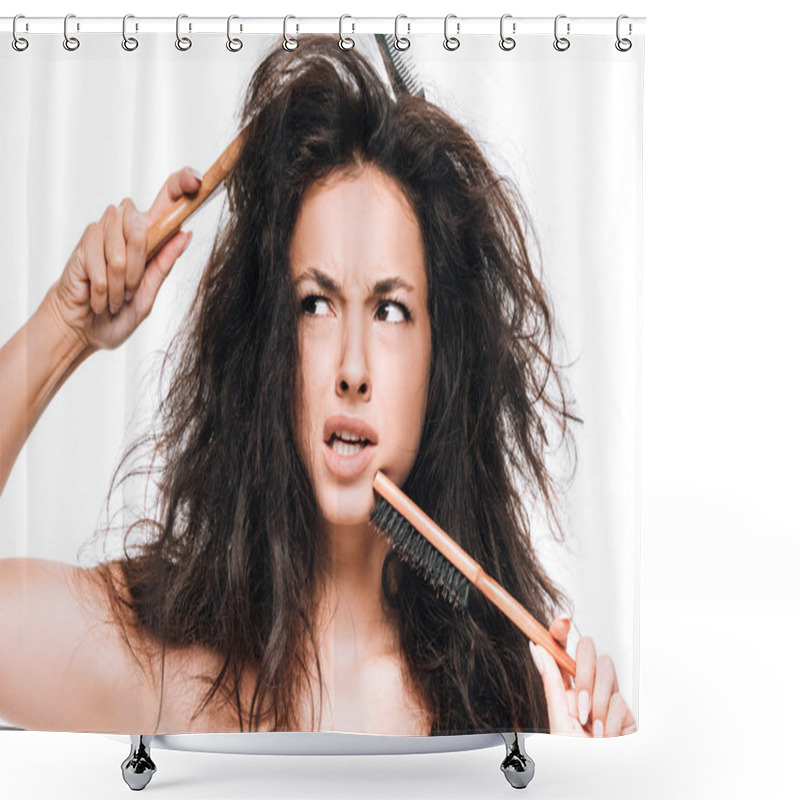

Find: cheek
297;331;330;390
295;338;331;452
380;338;431;451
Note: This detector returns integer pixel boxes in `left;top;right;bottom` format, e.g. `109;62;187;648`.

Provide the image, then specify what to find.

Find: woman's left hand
530;618;637;737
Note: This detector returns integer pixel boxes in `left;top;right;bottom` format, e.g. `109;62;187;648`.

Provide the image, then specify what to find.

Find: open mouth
326;433;375;456
323;433;376;479
321;416;379;478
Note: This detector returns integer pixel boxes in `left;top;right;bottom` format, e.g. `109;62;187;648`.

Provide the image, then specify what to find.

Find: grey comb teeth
375;34;426;100
370;497;471;611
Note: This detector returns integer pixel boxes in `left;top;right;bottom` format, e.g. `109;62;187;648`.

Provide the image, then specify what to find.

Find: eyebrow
293;267;415;296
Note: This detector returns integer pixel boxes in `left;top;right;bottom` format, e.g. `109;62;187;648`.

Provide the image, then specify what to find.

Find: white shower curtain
0;20;643;739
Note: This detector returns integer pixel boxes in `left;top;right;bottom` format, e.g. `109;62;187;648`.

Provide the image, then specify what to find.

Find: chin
317;479;375;526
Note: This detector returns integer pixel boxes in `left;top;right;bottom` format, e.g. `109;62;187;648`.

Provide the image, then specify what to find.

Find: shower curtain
0;17;644;742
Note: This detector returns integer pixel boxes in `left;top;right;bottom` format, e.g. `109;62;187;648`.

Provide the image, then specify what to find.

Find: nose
336;312;371;401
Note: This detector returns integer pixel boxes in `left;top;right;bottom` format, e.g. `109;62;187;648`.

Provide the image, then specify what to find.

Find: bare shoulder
0;557;242;733
71;560;240;733
76;561;255;733
0;558;163;731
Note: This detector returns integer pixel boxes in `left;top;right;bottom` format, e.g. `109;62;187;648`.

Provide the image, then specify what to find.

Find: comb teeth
376;34;426;100
370;498;470;611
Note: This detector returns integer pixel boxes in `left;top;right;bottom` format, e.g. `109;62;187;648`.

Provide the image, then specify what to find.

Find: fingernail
529;642;543;675
181;231;193;252
593;719;604;738
578;690;590;726
109;305;120;316
189;167;203;182
124;290;133;302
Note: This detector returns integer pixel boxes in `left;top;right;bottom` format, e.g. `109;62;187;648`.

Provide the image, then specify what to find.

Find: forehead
288;165;426;293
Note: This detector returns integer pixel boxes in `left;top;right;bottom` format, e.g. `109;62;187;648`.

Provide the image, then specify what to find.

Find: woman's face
290;164;431;528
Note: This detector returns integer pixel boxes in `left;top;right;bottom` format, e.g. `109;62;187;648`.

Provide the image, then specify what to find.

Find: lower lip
323;439;377;479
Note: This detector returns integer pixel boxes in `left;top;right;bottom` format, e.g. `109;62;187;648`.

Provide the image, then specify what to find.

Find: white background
0;1;798;799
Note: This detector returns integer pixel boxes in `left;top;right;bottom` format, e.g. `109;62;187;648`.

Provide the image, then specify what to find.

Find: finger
622;720;638;736
590;654;618;738
134;230;192;318
83;222;108;316
548;618;572;690
574;636;597;728
530;642;572;732
121;198;147;299
144;167;203;226
565;689;578;720
102;204;127;314
604;693;636;737
548;617;570;649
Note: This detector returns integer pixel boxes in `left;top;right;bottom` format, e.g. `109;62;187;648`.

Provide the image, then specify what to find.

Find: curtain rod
1;16;646;37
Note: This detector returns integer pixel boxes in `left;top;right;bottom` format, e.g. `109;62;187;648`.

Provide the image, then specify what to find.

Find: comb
370;470;577;677
374;33;426;99
146;38;423;260
145;127;246;260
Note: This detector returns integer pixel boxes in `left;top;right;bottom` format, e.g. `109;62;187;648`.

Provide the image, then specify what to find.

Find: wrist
40;286;96;364
0;289;96;494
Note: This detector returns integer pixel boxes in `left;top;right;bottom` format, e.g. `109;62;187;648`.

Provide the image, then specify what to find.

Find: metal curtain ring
443;14;460;51
553;14;570;52
394;14;410;50
12;14;29;51
122;14;138;51
339;15;355;50
226;15;243;52
499;14;516;51
63;13;80;51
615;14;632;52
283;15;298;51
176;14;192;51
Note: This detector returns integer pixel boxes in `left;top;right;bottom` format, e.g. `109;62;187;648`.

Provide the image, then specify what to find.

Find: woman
0;36;635;738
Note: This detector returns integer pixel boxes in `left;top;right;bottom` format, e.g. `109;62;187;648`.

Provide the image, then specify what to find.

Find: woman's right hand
47;167;203;352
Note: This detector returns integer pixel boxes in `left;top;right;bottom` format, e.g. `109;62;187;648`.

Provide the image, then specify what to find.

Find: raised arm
0;168;206;732
0;167;202;495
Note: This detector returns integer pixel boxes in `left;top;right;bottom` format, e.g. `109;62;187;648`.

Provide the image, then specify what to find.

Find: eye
376;298;411;324
299;294;332;317
299;294;411;323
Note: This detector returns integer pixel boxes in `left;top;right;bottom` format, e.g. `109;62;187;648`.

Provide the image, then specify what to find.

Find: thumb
548;617;573;691
549;616;571;650
530;641;572;732
144;167;203;226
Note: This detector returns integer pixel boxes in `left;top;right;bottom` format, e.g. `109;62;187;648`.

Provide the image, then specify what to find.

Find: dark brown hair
89;35;580;735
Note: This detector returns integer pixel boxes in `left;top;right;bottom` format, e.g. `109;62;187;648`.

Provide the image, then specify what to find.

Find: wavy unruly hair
89;35;581;735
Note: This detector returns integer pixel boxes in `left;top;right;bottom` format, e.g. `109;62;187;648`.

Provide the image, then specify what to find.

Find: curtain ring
176;14;192;51
615;15;632;52
122;14;139;51
63;13;80;51
226;15;243;52
283;15;298;51
443;14;460;51
553;14;570;52
394;14;410;50
339;15;355;50
12;15;29;52
499;14;516;51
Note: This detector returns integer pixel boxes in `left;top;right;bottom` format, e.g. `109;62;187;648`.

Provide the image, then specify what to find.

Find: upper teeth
334;431;366;443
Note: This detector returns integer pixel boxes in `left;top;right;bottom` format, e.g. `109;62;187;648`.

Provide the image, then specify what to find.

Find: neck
317;520;392;632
